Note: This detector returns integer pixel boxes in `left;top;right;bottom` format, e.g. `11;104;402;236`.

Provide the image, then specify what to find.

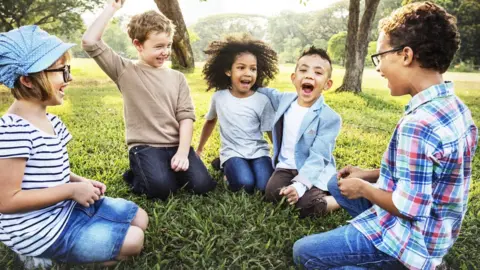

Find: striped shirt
351;82;478;269
0;113;75;256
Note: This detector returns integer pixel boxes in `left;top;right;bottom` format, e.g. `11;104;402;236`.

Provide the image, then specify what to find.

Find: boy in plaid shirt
293;2;478;269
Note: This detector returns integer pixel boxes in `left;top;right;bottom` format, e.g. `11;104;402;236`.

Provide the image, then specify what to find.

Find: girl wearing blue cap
0;25;148;267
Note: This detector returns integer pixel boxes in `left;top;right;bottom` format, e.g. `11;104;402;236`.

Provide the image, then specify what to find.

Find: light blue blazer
258;88;342;191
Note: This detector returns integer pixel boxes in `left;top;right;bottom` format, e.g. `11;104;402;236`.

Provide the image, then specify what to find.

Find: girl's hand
279;186;299;205
195;149;203;158
71;182;101;207
171;152;189;172
89;180;107;195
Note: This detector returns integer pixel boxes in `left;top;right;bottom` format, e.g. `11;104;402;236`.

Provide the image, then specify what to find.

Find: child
196;34;277;194
294;2;478;269
258;47;341;218
82;0;216;200
0;25;148;267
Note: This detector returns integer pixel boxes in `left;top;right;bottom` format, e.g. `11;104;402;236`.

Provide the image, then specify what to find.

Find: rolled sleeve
176;74;196;122
390;121;438;219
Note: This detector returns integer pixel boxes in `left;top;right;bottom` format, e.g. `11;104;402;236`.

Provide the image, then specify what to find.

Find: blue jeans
41;197;138;263
292;176;406;269
223;156;273;193
126;146;216;200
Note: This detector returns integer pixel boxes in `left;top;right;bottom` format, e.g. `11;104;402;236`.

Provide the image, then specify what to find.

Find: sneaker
122;169;134;187
211;157;222;172
17;254;52;270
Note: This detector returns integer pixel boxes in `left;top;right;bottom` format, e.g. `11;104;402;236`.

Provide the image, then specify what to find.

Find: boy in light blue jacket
259;47;341;217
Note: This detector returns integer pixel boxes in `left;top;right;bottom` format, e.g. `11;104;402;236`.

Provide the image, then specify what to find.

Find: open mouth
301;82;314;94
240;79;252;87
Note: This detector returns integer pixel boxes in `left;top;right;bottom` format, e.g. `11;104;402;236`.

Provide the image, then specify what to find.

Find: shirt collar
404;81;455;115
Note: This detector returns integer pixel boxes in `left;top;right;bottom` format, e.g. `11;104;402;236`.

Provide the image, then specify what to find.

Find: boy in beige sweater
82;0;216;200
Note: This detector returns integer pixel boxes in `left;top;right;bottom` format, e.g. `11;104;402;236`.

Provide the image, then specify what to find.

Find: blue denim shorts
41;197;139;263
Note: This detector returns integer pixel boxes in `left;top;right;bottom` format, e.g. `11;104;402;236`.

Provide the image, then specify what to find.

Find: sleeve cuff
292;174;313;189
176;112;196;122
290;182;307;198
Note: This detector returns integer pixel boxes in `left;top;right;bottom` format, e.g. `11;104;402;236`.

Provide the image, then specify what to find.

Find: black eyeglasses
44;65;71;83
371;46;405;67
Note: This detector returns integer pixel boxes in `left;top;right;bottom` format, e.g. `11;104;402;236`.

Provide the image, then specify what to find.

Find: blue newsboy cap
0;25;75;88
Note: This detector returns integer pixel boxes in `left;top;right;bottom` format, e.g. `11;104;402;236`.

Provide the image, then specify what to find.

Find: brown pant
265;168;329;218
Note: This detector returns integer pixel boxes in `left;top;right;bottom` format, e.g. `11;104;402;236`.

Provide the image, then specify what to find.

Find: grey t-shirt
206;90;275;166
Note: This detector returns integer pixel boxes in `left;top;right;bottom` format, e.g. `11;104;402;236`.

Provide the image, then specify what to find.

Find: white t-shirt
276;101;310;198
205;90;275;165
0;114;75;256
277;101;309;170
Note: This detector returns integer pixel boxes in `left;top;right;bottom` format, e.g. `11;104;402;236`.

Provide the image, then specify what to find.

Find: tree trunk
153;0;195;73
336;0;381;93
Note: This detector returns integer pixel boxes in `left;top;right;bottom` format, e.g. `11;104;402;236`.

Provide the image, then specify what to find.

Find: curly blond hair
379;1;460;73
127;10;176;44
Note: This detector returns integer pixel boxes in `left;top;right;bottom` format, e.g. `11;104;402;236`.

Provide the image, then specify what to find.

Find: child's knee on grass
117;226;144;260
131;207;148;231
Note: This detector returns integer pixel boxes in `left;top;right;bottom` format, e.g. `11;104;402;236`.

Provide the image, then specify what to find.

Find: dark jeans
265;168;330;218
223;156;273;193
124;145;216;200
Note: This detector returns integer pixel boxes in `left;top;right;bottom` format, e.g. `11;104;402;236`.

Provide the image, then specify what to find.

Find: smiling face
134;31;173;68
44;58;72;106
292;54;332;107
375;31;411;96
226;52;257;97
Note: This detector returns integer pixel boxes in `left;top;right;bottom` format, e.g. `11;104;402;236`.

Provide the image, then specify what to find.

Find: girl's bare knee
131;207;148;231
117;226;144;260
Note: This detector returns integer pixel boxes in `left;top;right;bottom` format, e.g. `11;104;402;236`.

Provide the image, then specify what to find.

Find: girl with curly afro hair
294;2;478;270
196;34;278;194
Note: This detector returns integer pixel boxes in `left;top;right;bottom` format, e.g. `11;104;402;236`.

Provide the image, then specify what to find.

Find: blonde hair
127;10;176;44
11;51;71;101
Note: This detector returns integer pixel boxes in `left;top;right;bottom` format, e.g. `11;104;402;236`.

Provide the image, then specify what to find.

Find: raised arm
82;0;123;45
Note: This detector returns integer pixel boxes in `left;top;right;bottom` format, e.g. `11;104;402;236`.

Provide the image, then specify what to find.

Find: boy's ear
132;39;143;51
402;46;414;66
225;70;231;77
324;79;333;90
290;72;296;83
19;76;33;89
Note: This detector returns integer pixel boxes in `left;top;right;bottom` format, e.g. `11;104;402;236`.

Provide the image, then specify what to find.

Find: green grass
1;58;479;269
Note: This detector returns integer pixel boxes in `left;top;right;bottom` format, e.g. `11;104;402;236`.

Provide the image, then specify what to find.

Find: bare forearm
197;119;216;152
70;172;87;182
362;169;380;183
178;119;194;154
362;183;410;220
82;5;117;44
0;184;74;214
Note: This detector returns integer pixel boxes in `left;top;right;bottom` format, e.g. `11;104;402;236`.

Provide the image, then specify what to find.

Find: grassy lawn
1;58;479;269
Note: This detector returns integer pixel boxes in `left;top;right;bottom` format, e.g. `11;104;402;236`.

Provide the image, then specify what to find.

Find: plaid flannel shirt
351;82;478;270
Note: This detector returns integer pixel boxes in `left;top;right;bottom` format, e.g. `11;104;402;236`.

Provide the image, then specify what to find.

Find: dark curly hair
296;46;333;77
202;34;278;91
379;1;460;73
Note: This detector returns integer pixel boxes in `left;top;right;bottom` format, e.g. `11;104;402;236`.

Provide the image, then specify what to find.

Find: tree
327;31;347;65
0;0;101;37
336;0;381;93
154;0;195;72
190;14;268;61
